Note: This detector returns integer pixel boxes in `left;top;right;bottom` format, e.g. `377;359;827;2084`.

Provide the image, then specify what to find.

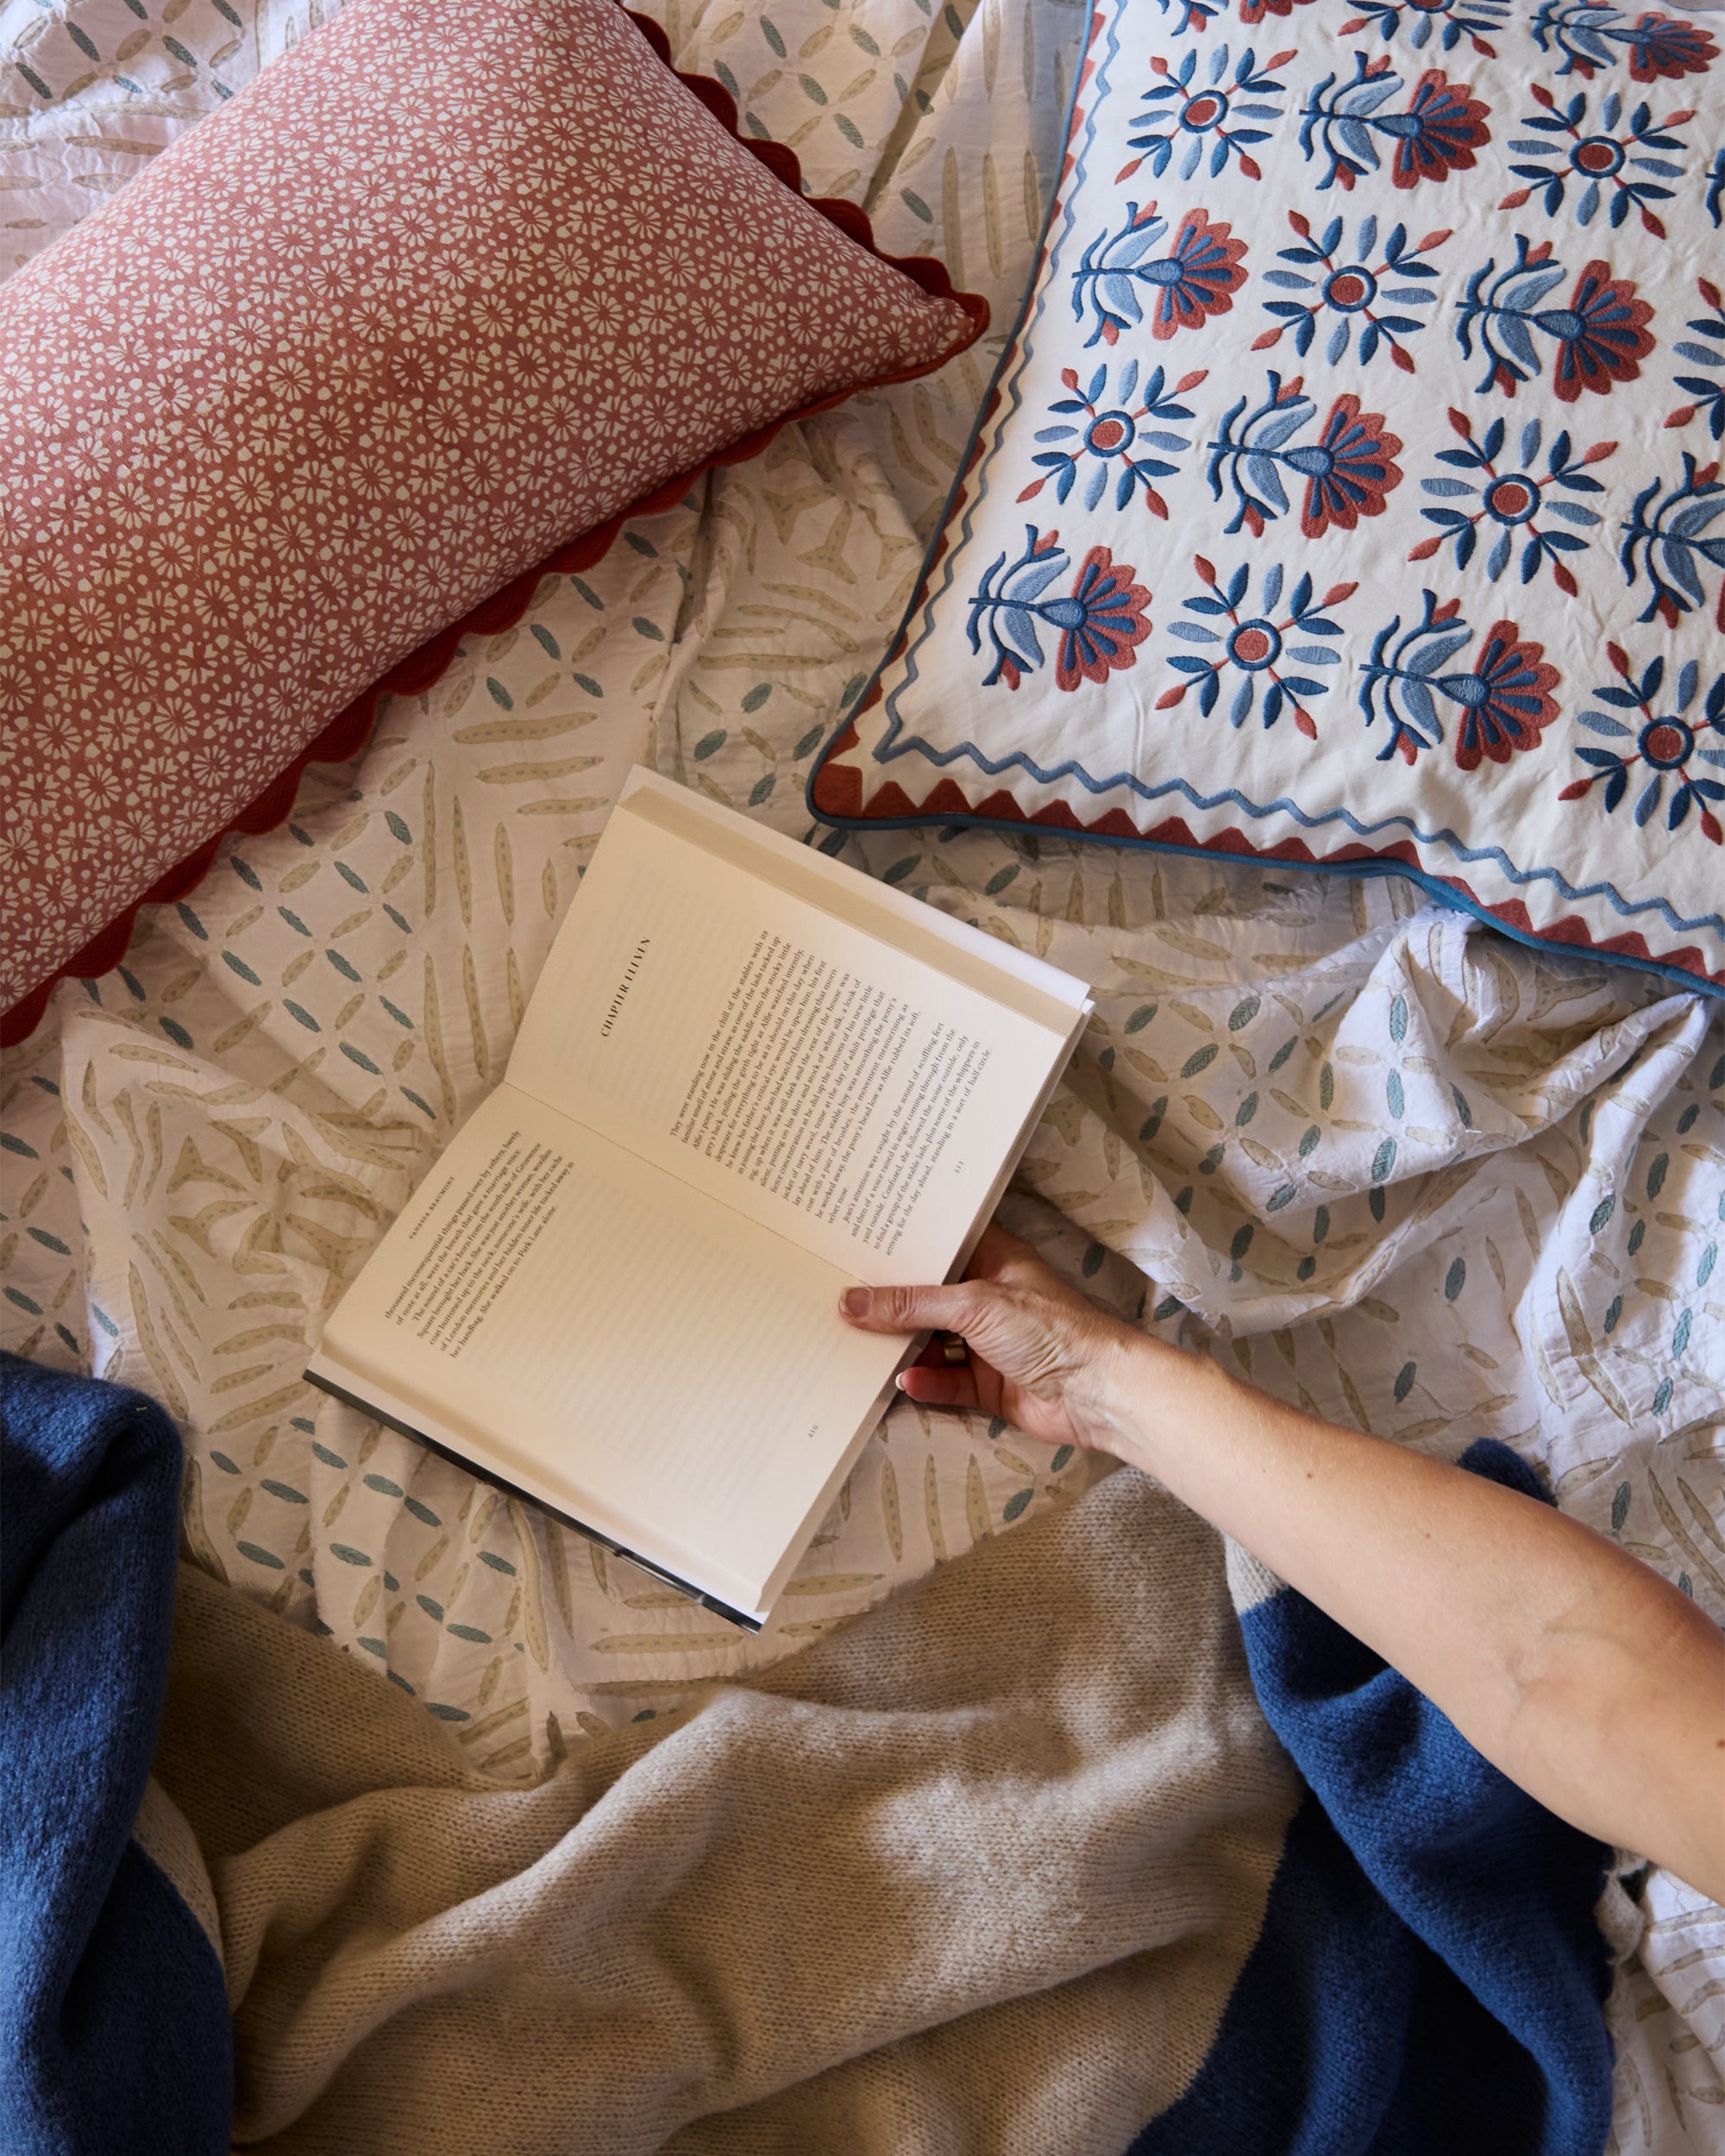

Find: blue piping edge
802;798;1723;998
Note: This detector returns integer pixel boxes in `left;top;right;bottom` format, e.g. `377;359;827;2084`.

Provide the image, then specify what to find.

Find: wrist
1073;1325;1226;1470
1063;1322;1162;1460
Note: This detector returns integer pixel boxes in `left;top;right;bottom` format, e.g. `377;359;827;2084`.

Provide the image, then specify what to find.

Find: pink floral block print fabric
811;0;1725;993
0;0;981;1024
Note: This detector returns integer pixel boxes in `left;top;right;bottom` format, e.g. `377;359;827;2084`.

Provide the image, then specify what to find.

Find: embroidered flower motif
1358;590;1562;765
1500;85;1694;235
1299;54;1491;191
1051;551;1157;689
1664;279;1725;440
1253;210;1448;372
1152;0;1232;35
1561;649;1725;840
1157;557;1356;736
1019;361;1206;517
1335;0;1510;56
1071;205;1248;348
1708;147;1724;227
1618;453;1725;626
1206;371;1403;537
1411;411;1615;592
967;526;1152;692
1152;0;1316;30
1530;0;1718;82
1120;43;1293;185
1454;235;1656;399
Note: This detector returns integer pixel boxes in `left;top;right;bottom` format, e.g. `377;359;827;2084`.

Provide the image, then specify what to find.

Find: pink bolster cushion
0;0;985;1038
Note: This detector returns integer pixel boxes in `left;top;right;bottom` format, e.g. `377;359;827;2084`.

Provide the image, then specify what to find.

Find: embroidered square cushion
810;0;1725;993
0;0;984;1039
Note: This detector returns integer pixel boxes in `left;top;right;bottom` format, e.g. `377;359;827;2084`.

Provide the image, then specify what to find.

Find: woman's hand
837;1225;1147;1456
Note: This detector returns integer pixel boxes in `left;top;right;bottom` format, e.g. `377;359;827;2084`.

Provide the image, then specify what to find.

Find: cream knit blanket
151;1470;1299;2154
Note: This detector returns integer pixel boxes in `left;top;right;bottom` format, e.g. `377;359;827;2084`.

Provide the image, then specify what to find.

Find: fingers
896;1364;981;1410
839;1282;981;1335
965;1223;1038;1283
845;1228;1043;1334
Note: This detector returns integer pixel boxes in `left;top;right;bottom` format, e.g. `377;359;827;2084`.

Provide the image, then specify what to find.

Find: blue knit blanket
1136;1438;1616;2155
0;1353;229;2156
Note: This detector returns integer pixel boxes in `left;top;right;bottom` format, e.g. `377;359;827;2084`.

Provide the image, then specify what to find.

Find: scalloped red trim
812;724;1725;988
1;6;988;1048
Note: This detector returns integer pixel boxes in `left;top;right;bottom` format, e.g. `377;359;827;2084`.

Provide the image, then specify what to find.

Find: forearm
1095;1335;1725;1898
840;1231;1725;1896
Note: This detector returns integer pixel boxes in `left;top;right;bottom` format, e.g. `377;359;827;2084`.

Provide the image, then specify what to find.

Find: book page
507;796;1076;1284
315;1087;909;1607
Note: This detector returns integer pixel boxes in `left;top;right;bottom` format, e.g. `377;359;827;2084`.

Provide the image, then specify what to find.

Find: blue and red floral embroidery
1500;85;1695;235
1019;362;1205;517
1411;411;1615;592
966;0;1717;879
1338;0;1509;58
1358;591;1561;765
1155;0;1317;35
1253;211;1448;371
1072;204;1249;346
1298;55;1491;191
1454;236;1655;398
967;527;1153;691
1619;453;1725;626
1562;649;1725;842
878;0;1725;1002
1665;279;1725;440
1529;1;1717;84
1159;558;1356;736
1207;371;1404;536
1154;0;1235;37
1123;44;1294;184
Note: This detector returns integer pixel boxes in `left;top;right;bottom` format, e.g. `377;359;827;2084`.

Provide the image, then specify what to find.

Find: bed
3;0;1722;2140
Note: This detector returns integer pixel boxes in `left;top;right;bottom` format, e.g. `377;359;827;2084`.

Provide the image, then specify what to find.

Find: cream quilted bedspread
3;0;1723;2142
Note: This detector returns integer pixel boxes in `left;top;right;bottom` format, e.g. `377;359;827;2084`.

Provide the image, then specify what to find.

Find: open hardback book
306;769;1093;1628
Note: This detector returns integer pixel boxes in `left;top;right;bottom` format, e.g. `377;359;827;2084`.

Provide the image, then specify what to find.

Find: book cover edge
301;1364;766;1633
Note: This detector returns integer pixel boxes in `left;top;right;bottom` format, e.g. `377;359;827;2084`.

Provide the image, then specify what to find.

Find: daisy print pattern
1562;649;1725;840
1122;44;1295;184
1252;211;1450;371
1500;84;1697;235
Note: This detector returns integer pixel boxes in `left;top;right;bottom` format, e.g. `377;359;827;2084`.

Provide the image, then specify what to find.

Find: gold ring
941;1333;969;1366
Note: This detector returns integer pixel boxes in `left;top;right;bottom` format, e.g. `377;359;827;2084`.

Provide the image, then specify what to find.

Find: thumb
839;1282;979;1335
